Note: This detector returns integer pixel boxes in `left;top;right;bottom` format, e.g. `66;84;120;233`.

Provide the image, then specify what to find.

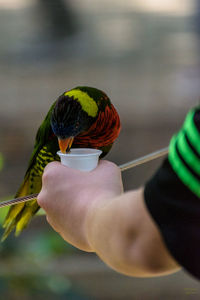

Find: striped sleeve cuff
168;107;200;197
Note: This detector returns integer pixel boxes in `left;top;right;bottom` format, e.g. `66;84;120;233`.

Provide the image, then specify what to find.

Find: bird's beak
58;137;74;153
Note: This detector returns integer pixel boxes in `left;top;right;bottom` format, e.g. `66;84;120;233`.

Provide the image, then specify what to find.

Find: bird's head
50;88;99;153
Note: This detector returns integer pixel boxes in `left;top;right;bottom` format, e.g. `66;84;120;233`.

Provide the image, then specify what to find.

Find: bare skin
37;160;180;277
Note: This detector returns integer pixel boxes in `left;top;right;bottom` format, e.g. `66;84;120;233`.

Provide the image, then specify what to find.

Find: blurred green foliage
0;273;89;299
0;195;86;299
0;274;71;299
0;203;9;225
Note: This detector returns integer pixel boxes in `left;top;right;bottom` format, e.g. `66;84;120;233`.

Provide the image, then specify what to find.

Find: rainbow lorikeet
2;86;121;241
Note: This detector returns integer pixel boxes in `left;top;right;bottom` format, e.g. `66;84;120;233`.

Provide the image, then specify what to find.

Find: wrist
84;189;122;251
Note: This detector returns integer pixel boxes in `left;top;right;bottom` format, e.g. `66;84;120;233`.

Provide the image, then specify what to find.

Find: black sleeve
144;158;200;280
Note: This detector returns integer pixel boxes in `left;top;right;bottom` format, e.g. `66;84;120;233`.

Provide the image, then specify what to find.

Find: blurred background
0;0;200;299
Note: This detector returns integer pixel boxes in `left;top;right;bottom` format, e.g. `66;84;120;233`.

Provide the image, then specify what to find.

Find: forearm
38;161;180;277
86;188;180;277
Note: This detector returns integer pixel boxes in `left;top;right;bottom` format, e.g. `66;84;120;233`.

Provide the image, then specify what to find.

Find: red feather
74;104;121;148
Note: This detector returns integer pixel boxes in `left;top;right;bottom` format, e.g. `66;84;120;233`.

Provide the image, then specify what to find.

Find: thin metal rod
119;147;168;171
0;147;168;208
0;194;38;208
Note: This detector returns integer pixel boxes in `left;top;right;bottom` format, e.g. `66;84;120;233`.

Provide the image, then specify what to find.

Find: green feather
2;104;59;240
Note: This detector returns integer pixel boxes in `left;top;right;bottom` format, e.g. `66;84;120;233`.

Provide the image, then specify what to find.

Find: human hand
37;160;123;251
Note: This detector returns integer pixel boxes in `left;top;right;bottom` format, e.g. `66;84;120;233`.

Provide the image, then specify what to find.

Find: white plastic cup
57;148;102;171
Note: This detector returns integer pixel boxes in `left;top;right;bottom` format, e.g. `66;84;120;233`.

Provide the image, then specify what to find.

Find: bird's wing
22;102;56;179
2;102;57;240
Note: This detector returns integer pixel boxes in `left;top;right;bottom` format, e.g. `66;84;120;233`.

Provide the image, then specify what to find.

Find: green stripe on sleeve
183;109;200;155
169;135;200;197
177;130;200;175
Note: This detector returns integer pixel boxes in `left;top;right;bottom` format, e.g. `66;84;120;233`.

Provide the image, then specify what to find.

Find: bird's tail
1;175;40;241
1;200;39;242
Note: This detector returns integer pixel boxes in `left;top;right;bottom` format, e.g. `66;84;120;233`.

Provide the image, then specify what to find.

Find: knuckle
37;193;45;207
37;191;49;211
42;161;65;185
104;160;120;174
42;162;57;183
42;170;50;184
97;160;121;179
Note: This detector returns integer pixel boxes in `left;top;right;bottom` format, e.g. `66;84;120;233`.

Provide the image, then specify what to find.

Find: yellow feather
15;205;36;236
3;203;24;229
2;178;31;228
2;146;55;240
65;90;98;117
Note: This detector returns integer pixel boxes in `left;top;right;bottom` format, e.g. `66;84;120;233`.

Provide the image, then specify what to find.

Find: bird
2;86;121;241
